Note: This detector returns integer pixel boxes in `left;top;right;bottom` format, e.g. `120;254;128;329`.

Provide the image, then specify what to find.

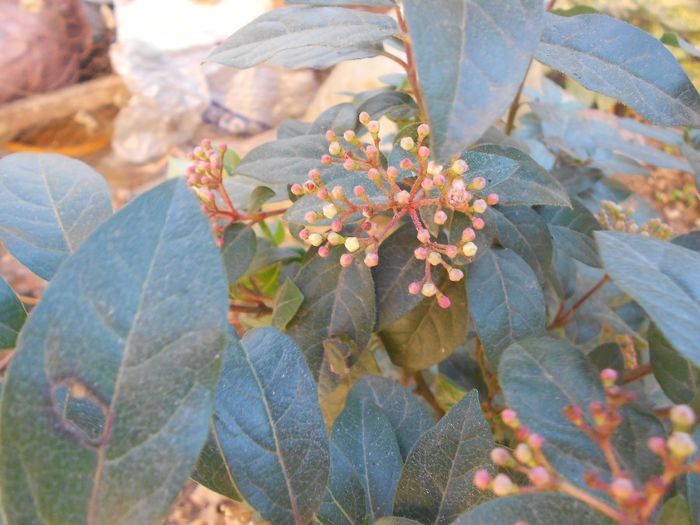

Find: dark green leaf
673;230;700;252
380;279;468;370
499;336;663;487
462;145;570;207
346;375;433;460
287;249;376;378
245;186;276;213
0;153;112;280
221;224;257;285
489;206;553;283
357;91;418;122
278;120;312;139
438;343;487;397
596;231;700;367
659;495;693;525
0;277;26;350
309;103;359;135
683;145;700;188
288;0;395;6
0;179;228;525
373;519;423;525
650;323;699;405
448;211;496;265
552;5;598;16
662;33;700;58
191;427;240;501
587;342;624;376
393;391;494;524
208;7;398;69
404;0;544;162
539;198;602;267
688;428;700;525
206;328;329;525
535;14;700;127
319;386;403;523
452;493;613;525
272;277;305;330
467;248;546;367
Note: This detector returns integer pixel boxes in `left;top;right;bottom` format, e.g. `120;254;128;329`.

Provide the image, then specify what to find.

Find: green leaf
660;495;693;525
403;0;544;162
309;103;359;135
373;519;423;525
0;179;228;525
499;336;663;487
221;224;257;285
191;427;241;501
688;428;700;525
650;323;699;405
393;391;494;524
539;198;602;268
272;277;305;330
0;153;112;280
288;0;396;6
346;375;433;460
205;328;329;525
356;91;418;122
587;342;625;376
683;145;700;189
319;384;403;524
462;145;570;207
245;186;276;214
0;277;26;350
673;230;700;252
596;231;700;367
535;14;700;127
489;206;553;283
373;223;443;330
208;7;398;69
662;32;700;58
467;248;546;367
379;279;468;370
287;249;376;378
452;493;613;525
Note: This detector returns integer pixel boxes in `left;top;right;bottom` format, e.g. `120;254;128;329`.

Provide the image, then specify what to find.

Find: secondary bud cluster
597;200;673;240
294;113;499;308
475;369;700;524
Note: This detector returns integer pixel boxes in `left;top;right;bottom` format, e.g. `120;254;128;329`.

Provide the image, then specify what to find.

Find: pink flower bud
469;177;487;191
331;220;342;232
364;252;379;268
486;193;500;206
501;409;519;428
610;478;636;502
417;123;430;137
667;431;697;459
438;294;451;309
201;138;212;150
490;448;512;466
325;130;337;142
321;155;332;165
434;210;448;225
452;159;468;175
365;145;378;157
361;221;372;231
318;245;331;258
600;368;618;388
528;467;551;487
299;228;310;240
428;251;442;266
472;199;487;214
427;161;443;177
445;245;458;258
387;166;399;179
400;158;413;170
343;130;356;142
472;217;485;230
218;143;228;153
418;146;430;159
331;185;345;200
417;229;431;244
528;434;544;449
308;168;321;181
308;233;323;246
421;178;435;191
414;247;429;260
449;268;464;281
344;159;356;171
367;120;380;134
396;190;411;205
317;188;329;200
433;173;446;186
353;185;366;198
647;436;666;455
670;405;696;429
462;242;478;257
359;111;371;125
462;228;476;242
422;282;438;297
304;211;318;223
340;253;353;267
408;281;422;295
291;183;304;196
473;469;491;490
514;444;533;464
304;181;316;192
400;137;415;151
186;174;198;186
492;474;515;496
329;142;342;156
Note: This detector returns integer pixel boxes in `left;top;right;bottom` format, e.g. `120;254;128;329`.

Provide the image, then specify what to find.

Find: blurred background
0;0;698;523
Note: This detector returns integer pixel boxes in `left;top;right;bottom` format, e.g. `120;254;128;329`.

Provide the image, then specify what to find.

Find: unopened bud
610;478;637;502
400;137;415;151
428;251;442;266
418;146;430;159
433;173;446;186
670;405;696;430
343;130;356;142
291;183;304;196
449;268;464;281
452;159;468;174
387;166;399;180
325;130;337;142
445;245;458;258
490;448;512;466
327;232;345;246
318;245;330;258
367;120;380;134
359;112;371;125
438;295;451;309
469;177;487;190
328;142;342;156
304;211;318;223
364;252;379;268
514;444;533;464
396;190;411;205
345;237;360;253
317;188;329;200
353;185;365;197
421;178;435;191
462;242;478;257
304;181;317;192
486;193;500;206
365;145;378;157
331;220;343;233
340;253;353;267
417;229;431;243
600;368;618;387
473;469;491;490
472;199;487;214
647;436;666;455
528;466;551;487
331;185;345;200
321;154;332;165
323;203;338;219
501;409;519;428
414;247;429;260
422;282;437;297
308;233;324;246
667;431;697;459
408;281;422;295
417;123;430;137
428;161;442;177
492;474;515;496
344;158;356;171
299;228;310;241
400;158;413;170
434;210;448;225
367;168;380;181
528;434;544;449
472;217;485;230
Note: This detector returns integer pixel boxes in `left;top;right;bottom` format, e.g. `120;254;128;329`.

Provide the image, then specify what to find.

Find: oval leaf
649;323;699;405
535;13;700;127
208;7;398;69
0;153;112;280
205;328;329;525
221;224;257;285
0;179;228;525
404;0;545;162
0;277;26;350
393;391;494;524
539;198;602;268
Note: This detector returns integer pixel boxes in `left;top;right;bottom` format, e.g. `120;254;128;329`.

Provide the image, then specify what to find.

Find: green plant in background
1;1;700;524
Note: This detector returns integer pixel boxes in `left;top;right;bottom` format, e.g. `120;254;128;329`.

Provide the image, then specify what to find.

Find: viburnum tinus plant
1;1;700;525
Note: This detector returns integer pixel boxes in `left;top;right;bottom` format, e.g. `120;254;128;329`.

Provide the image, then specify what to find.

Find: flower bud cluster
294;113;499;308
476;369;700;524
597;200;673;240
